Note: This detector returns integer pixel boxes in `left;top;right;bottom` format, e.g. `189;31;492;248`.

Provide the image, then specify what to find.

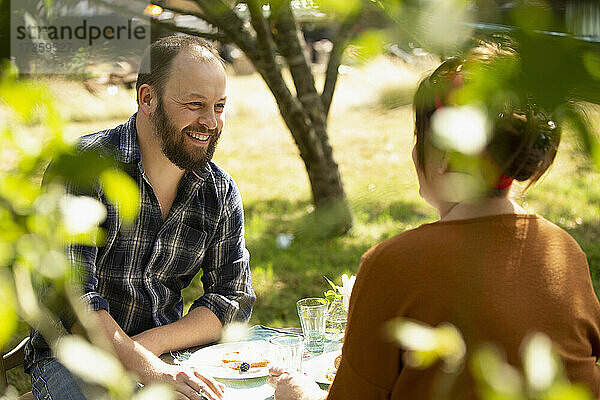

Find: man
24;35;255;400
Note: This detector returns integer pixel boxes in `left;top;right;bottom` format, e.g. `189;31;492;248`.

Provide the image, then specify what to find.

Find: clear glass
325;296;347;341
296;297;328;354
269;334;304;371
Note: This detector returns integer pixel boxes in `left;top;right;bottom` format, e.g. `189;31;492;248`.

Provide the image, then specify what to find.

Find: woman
268;54;600;399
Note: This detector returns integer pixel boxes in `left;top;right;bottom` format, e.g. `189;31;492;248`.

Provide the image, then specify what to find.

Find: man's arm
74;310;225;400
131;306;222;356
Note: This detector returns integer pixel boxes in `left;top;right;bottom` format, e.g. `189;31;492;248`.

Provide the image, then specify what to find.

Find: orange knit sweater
328;214;600;399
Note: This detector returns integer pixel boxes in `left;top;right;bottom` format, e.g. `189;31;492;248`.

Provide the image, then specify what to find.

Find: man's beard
150;99;220;172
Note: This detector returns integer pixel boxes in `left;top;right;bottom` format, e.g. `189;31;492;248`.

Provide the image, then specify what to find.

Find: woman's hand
267;366;327;400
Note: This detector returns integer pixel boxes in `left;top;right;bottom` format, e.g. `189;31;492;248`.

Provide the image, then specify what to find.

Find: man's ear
138;84;155;117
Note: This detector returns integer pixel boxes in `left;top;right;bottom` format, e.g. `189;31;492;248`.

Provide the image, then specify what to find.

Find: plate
183;341;273;379
302;350;342;385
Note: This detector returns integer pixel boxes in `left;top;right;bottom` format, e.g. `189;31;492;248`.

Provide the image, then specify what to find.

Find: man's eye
215;103;225;111
188;102;203;108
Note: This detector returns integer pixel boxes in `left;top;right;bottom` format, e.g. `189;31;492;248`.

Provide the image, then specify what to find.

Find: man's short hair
136;35;223;104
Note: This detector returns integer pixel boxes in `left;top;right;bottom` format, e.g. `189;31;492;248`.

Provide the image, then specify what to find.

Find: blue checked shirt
25;114;255;371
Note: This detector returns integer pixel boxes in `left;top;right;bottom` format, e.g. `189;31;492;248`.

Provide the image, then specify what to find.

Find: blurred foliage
315;0;362;16
368;0;600;168
336;0;600;170
322;275;339;304
3;0;600;397
386;318;466;373
377;83;416;109
388;318;595;399
0;62;152;398
347;29;387;63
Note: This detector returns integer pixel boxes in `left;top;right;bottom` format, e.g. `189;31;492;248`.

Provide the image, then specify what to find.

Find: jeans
29;358;90;400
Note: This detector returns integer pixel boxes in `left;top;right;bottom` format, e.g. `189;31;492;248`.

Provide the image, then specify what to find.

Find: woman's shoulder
519;214;586;253
361;213;586;266
360;221;448;265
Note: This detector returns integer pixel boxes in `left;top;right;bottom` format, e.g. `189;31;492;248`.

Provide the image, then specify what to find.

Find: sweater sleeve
549;246;600;396
327;244;403;399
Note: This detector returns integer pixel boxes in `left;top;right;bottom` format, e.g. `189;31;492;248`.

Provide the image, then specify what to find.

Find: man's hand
267;367;327;400
142;361;225;400
90;310;225;399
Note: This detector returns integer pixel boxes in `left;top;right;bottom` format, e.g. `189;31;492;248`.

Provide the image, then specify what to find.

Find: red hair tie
496;174;514;190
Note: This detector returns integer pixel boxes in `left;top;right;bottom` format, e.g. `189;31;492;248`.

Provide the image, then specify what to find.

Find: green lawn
6;57;600;393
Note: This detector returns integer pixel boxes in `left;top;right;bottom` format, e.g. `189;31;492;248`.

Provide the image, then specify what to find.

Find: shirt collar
117;113;141;166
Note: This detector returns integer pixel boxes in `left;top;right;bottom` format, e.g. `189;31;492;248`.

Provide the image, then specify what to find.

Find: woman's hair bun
487;105;560;184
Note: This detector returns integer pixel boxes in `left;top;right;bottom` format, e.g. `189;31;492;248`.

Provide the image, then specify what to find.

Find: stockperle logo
11;1;150;74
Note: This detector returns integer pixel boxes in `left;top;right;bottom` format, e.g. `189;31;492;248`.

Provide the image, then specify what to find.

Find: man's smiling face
150;49;227;172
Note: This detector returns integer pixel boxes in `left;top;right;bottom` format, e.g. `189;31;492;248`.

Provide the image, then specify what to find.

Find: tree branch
152;19;229;42
159;4;214;26
193;0;259;61
246;0;279;66
244;0;299;110
89;0;229;42
321;7;363;117
269;0;319;103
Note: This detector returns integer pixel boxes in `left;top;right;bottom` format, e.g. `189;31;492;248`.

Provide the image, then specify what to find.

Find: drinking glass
269;334;304;371
296;297;328;354
325;296;347;341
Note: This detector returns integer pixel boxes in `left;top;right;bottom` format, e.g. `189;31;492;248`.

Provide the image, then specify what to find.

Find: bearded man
24;36;255;400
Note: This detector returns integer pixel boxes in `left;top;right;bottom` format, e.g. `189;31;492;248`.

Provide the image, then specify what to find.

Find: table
164;325;342;400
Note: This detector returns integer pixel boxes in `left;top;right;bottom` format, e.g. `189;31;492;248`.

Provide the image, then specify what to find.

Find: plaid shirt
25;114;255;371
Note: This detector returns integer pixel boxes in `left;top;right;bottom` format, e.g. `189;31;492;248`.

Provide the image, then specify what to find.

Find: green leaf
404;349;439;369
522;333;559;393
44;150;114;193
470;344;525;398
0;278;18;348
415;0;474;55
0;207;26;243
543;382;594;400
0;175;41;213
324;289;337;304
347;30;386;64
60;227;107;248
559;106;600;169
323;275;338;292
314;0;361;16
55;336;133;395
100;169;140;225
0;73;56;125
0;241;14;267
583;51;600;80
510;1;553;31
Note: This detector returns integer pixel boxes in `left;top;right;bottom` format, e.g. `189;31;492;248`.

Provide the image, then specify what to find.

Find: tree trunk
283;100;353;235
265;0;354;234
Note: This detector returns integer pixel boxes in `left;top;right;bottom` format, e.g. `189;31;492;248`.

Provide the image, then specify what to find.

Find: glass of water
296;297;328;354
269;334;304;371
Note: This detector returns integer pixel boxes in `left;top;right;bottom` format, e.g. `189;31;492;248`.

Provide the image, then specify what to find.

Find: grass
5;56;600;393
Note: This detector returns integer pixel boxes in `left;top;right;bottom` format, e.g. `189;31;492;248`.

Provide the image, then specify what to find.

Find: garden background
4;53;599;393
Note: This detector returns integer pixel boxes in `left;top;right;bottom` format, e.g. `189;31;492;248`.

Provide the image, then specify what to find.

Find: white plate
183;341;273;379
302;350;342;385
